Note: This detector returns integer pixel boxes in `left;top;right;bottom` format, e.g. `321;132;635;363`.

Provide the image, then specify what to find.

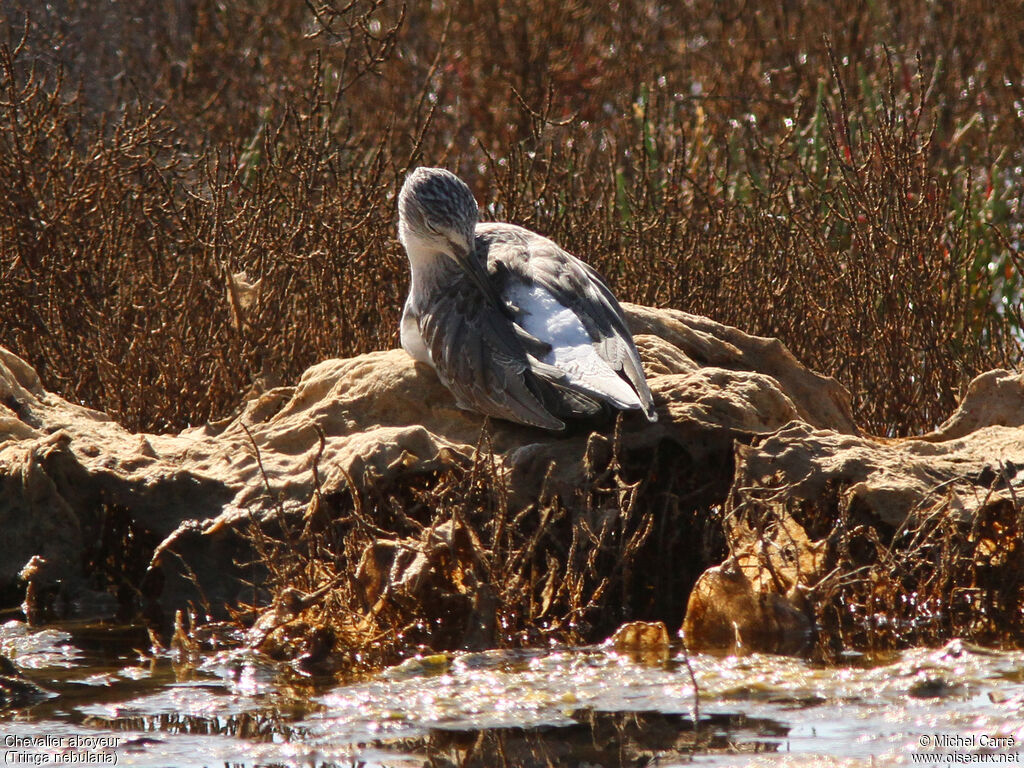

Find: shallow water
1;619;1022;767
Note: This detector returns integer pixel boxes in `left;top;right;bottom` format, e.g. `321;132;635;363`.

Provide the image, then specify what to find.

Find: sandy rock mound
0;305;852;623
3;305;1021;654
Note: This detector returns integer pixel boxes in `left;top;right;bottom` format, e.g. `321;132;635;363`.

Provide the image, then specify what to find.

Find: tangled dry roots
241;425;727;673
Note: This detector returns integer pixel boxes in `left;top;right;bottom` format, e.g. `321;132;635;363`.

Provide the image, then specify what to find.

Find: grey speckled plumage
397;166;657;431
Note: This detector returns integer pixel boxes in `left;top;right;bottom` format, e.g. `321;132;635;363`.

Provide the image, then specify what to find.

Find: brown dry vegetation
233;421;726;672
725;472;1024;658
818;494;1024;651
2;2;1024;661
1;0;1021;435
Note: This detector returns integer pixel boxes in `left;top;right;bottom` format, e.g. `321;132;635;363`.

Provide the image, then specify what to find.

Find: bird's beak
449;240;506;310
446;239;472;268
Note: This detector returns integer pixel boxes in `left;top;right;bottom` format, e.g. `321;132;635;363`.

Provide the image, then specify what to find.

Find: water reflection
1;620;1023;767
384;711;788;767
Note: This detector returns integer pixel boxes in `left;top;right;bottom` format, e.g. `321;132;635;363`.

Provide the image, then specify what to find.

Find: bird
397;166;657;431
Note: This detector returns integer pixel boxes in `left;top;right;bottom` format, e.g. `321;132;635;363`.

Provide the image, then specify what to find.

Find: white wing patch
507;282;644;410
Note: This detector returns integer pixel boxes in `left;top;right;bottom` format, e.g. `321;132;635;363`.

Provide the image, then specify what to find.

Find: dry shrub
238;426;725;670
0;1;1021;436
727;472;1024;655
814;490;1024;653
0;6;404;430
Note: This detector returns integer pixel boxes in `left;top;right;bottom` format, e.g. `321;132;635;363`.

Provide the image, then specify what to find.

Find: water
1;619;1022;766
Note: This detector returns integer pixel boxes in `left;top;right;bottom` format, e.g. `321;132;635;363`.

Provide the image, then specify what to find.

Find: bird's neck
401;236;461;304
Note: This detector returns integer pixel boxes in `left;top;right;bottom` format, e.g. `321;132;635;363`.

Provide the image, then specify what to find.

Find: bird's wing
482;225;657;419
417;276;570;430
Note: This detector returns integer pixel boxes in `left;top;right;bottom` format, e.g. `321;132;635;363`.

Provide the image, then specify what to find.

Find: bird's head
398;167;479;265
